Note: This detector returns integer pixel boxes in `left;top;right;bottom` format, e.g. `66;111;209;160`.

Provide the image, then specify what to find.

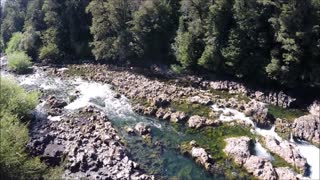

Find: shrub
170;64;186;74
7;52;33;74
0;113;47;180
5;32;24;55
39;43;60;61
0;78;38;118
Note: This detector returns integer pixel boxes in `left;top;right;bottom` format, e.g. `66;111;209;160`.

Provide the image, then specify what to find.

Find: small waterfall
211;104;320;179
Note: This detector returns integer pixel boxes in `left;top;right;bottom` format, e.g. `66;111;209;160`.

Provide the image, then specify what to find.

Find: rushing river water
1;65;319;179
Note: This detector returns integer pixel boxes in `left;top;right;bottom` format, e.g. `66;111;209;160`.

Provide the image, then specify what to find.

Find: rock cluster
204;80;296;108
244;100;274;128
224;137;300;180
28;106;153;180
264;136;308;174
292;114;320;145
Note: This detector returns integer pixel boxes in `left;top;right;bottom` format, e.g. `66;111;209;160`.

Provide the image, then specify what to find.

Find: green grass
267;105;307;121
171;101;212;118
210;89;251;102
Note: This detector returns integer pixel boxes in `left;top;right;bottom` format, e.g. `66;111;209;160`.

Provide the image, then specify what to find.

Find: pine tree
131;0;179;63
87;0;134;62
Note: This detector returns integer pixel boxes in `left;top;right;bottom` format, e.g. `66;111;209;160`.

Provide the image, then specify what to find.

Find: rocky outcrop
205;80;296;108
170;111;188;123
187;115;220;129
244;100;274;128
181;141;216;172
135;122;151;136
224;136;301;180
28;106;153;180
275;167;299;180
264;136;308;174
292;114;320;145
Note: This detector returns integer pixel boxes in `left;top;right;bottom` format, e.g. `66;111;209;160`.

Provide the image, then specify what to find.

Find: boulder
170;111;188;123
275;167;299;180
264;136;308;173
135;123;151;136
224;136;251;165
244;100;274;128
292;114;320;145
42;144;65;166
243;156;277;180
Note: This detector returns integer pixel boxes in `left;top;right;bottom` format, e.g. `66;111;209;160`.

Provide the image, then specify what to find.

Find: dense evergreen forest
1;0;320;89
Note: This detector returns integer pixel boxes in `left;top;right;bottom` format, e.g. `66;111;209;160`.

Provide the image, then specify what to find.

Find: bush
0;113;47;180
7;52;33;74
170;64;186;74
39;43;60;62
5;32;24;55
0;78;38;118
0;78;47;179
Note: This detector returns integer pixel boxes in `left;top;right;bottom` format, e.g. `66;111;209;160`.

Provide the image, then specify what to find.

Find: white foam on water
211;104;320;179
211;104;254;126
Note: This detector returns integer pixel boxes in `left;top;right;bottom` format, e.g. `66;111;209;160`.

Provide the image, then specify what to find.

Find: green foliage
7;52;33;74
267;105;307;121
0;0;27;47
131;0;178;62
87;0;134;61
0;78;47;179
39;43;60;61
170;64;186;74
5;32;24;54
0;113;47;180
0;78;38;118
171;101;212;118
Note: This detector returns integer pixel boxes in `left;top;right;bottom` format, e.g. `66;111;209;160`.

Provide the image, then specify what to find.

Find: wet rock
170;111;188;123
309;101;320;116
135;122;151;136
224;137;301;180
152;96;170;108
28;107;153;179
244;156;277;180
275;167;299;180
224;137;252;165
244;100;274;128
264;136;308;173
188;115;207;129
155;108;166;119
113;93;121;99
126;127;135;134
292;114;320;145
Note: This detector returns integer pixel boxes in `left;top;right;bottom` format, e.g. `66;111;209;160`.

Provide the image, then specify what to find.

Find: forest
0;0;319;89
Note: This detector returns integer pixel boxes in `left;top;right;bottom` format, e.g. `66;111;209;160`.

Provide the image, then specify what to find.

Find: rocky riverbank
45;64;319;179
27;97;153;179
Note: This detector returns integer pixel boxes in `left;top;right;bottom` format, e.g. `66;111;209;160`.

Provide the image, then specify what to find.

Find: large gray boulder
264;136;308;174
292;114;320;145
244;100;274;128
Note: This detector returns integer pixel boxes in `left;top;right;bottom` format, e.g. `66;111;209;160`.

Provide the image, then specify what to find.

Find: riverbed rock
309;101;320;116
292;114;320;145
244;100;274;128
243;156;277;180
224;136;301;180
28;106;153;180
188;95;213;105
188;115;207;129
264;136;308;173
275;167;299;180
224;137;252;165
170;111;188;123
135;122;151;136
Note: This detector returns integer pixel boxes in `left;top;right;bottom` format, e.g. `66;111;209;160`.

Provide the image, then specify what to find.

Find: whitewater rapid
212;104;320;179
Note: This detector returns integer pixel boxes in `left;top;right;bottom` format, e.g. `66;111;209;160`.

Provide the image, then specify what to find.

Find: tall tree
172;0;212;69
87;0;134;62
131;0;179;63
39;0;67;61
0;0;28;47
